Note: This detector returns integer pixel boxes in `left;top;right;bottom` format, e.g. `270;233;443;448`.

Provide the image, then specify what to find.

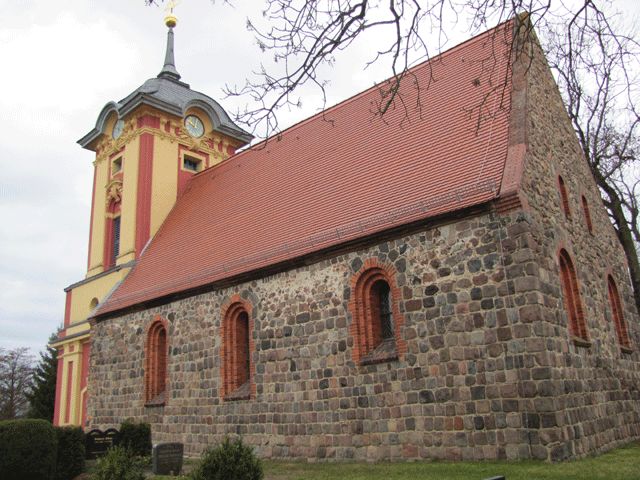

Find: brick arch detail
220;295;256;399
348;258;406;364
557;175;571;219
144;315;169;404
607;274;632;350
558;249;589;341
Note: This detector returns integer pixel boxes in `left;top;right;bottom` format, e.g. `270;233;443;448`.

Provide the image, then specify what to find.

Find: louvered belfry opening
558;249;588;341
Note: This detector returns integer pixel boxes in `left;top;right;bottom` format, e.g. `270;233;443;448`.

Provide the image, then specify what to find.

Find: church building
54;11;640;462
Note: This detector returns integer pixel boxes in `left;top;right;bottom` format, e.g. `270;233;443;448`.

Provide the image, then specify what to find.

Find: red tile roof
97;19;515;316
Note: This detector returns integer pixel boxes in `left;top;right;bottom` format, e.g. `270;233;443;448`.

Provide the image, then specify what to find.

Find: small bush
93;446;145;480
190;437;263;480
119;419;151;457
0;418;57;480
54;426;85;480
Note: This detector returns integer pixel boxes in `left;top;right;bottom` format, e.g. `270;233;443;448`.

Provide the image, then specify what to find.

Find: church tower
51;10;252;427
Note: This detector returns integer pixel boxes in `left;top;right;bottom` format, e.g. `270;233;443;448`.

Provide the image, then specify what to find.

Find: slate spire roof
96;18;520;318
77;22;252;149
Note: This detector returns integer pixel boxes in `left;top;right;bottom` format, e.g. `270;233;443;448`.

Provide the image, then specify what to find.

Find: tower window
558;249;588;344
111;157;122;175
183;156;201;172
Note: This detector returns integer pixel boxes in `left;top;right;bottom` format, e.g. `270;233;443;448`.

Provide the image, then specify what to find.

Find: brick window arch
581;195;593;234
221;296;255;400
349;258;405;365
558;175;571;219
558;249;589;343
607;275;632;351
145;318;168;405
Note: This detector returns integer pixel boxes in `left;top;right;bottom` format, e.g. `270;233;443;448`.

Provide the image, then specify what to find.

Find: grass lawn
149;441;640;480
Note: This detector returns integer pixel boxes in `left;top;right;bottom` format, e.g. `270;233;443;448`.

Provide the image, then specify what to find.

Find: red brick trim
348;258;406;365
557;175;572;219
135;133;154;256
581;194;594;234
220;295;256;400
144;316;169;406
558;248;588;342
607;275;632;351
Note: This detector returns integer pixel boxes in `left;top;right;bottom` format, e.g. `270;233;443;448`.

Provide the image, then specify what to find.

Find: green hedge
190;437;263;480
119;419;151;457
0;419;57;480
54;426;85;480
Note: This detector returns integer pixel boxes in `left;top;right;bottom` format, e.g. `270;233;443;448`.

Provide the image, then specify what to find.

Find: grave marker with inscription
85;428;120;459
152;442;184;476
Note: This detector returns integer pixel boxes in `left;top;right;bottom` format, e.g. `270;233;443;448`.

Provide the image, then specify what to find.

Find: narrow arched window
558;249;588;343
145;320;168;405
350;260;405;365
222;300;253;400
607;275;632;351
558;176;571;219
581;195;593;234
104;198;121;268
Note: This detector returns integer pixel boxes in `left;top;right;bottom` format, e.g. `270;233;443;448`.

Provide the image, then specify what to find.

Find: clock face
184;115;205;138
112;119;124;139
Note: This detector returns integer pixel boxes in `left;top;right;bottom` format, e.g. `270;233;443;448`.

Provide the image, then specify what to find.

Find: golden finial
164;0;180;28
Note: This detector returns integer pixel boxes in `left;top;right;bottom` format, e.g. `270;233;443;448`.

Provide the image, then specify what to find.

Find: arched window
349;259;405;365
581;195;593;234
104;199;121;269
607;275;632;351
145;319;168;405
558;249;588;343
221;298;253;400
558;176;571;219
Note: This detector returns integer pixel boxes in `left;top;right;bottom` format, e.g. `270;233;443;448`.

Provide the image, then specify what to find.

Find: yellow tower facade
51;15;252;427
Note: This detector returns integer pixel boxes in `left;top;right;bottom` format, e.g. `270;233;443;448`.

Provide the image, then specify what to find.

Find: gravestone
85;428;120;459
152;442;184;476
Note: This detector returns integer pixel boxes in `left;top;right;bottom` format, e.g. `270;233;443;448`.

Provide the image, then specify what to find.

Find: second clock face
112;119;125;139
185;115;205;138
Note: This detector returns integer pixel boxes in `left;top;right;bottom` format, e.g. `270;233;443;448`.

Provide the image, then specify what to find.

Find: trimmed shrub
119;419;151;457
54;426;85;480
0;419;57;480
93;445;145;480
190;437;263;480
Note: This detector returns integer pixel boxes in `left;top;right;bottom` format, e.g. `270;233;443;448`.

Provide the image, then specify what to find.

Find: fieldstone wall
90;208;553;461
512;34;640;459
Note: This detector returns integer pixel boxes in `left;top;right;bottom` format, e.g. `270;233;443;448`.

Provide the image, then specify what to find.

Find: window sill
571;336;591;348
360;339;398;366
144;391;166;407
621;346;634;355
224;381;251;402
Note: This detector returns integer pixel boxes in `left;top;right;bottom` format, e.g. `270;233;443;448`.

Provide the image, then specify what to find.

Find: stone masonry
87;24;640;462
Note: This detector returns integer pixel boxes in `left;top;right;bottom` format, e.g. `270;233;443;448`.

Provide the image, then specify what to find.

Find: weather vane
164;0;180;28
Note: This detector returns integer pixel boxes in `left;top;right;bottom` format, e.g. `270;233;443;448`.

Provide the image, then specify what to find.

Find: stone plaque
152;442;184;476
85;428;120;459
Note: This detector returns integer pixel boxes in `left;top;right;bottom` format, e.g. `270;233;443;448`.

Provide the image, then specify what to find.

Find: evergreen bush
119;419;152;457
93;445;145;480
0;418;57;480
190;437;263;480
54;426;85;480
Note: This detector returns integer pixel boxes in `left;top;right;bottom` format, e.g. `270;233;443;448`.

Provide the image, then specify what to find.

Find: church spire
158;2;181;81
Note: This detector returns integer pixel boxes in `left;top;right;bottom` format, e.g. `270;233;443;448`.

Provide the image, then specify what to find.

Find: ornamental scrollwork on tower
105;180;123;207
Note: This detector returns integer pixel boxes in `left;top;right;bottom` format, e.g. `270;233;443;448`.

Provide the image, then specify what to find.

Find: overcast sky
1;0;639;356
